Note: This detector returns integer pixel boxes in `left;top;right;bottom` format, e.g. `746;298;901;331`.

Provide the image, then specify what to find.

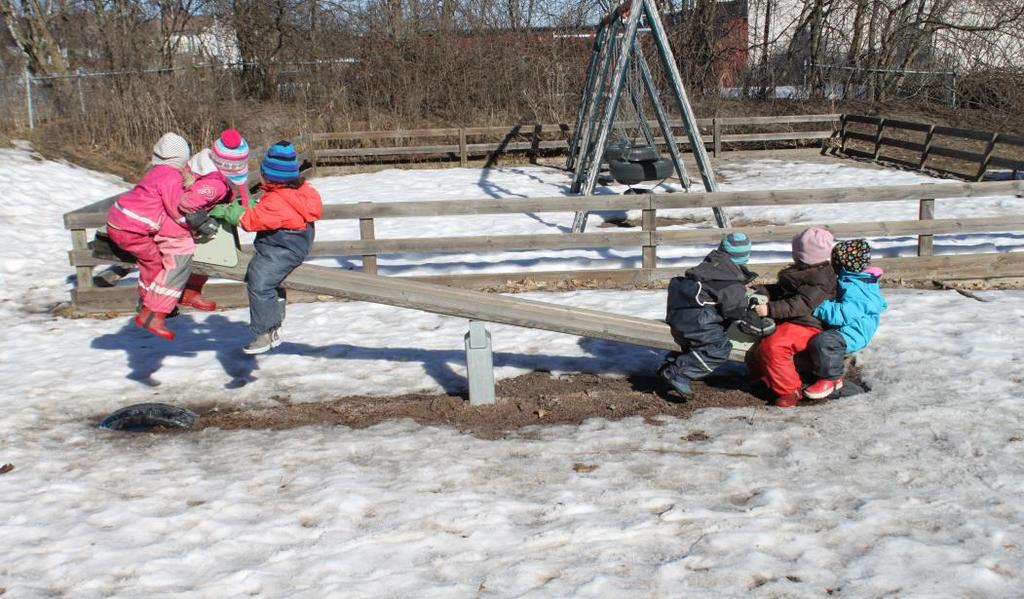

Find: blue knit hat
261;141;300;183
719;232;751;265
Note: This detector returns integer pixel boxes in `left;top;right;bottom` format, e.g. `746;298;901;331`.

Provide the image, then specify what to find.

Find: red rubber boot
179;275;217;311
134;307;176;341
775;391;802;408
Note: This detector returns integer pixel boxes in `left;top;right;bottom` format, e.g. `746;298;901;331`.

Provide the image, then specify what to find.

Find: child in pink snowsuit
106;132;192;340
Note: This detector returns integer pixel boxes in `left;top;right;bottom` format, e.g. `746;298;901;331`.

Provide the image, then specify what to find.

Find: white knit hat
151;132;191;169
186;149;219;177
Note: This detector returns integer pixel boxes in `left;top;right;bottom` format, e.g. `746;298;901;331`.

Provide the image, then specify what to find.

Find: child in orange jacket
211;141;322;354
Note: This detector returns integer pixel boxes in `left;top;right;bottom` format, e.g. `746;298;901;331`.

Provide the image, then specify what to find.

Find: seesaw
94;223;752;405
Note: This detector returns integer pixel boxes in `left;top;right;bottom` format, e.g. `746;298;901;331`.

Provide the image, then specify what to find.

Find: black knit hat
832;239;871;273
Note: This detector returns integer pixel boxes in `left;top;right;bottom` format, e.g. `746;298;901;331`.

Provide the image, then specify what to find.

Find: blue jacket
812;269;887;352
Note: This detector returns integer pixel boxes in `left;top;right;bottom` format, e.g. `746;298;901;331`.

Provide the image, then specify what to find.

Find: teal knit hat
719;232;751;265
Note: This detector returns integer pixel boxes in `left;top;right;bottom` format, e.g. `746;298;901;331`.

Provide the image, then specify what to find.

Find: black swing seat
604;142;673;186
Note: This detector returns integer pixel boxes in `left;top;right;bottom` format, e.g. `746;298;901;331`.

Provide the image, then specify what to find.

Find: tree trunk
843;0;868;100
807;0;825;99
758;0;773;97
0;0;68;77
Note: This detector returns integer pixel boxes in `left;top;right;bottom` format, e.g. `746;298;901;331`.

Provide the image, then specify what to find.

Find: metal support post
24;70;34;130
567;21;607;172
642;0;729;227
572;0;644;232
464;321;495;405
635;46;689;189
77;70;86;114
579;1;643;199
571;17;621;194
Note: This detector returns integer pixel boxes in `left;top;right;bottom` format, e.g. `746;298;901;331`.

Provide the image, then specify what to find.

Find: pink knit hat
210;129;250;185
791;227;834;265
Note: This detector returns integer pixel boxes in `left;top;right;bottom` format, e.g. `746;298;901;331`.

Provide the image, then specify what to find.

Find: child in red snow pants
747;321;821;396
107;228;195;315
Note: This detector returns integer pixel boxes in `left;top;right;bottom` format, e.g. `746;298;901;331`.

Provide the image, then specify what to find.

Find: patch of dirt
195;371;773;439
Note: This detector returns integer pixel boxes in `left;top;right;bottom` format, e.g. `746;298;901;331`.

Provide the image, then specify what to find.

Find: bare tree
231;0;290;97
0;0;68;76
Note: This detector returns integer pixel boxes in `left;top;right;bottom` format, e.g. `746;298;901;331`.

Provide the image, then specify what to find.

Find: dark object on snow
835;379;867;398
0;463;13;475
99;403;197;432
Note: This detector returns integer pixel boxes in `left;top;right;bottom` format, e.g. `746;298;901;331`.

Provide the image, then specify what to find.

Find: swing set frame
566;0;730;232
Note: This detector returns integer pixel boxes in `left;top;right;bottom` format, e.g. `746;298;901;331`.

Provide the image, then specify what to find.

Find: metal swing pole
567;20;608;172
635;45;690;190
572;0;644;232
571;14;621;194
641;0;729;227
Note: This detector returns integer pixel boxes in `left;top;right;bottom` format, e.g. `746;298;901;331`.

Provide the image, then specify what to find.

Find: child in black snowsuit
660;233;769;398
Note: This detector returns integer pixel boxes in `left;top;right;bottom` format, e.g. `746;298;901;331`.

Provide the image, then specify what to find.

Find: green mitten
209;200;245;226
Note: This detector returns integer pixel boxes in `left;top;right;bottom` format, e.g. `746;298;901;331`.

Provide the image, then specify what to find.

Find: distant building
164;17;239;64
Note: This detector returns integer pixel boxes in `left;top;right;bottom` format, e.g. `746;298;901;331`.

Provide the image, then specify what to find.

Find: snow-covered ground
1;148;1023;597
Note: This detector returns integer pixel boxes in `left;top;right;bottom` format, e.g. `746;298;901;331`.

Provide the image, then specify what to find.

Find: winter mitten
737;308;776;338
185;210;220;240
209;200;245;226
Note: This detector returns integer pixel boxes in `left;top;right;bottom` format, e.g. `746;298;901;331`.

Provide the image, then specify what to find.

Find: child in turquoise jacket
802;239;888;400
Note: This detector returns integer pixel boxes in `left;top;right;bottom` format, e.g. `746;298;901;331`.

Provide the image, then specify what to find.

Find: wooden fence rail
838;115;1024;181
63;179;1024;313
308;114;842;167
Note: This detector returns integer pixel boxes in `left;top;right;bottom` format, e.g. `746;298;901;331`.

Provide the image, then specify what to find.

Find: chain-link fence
0;34;593;160
806;62;958;107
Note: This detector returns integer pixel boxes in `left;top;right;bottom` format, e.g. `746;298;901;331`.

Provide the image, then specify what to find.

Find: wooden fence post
918;198;935;256
975;132;999;181
359;215;378;275
918;124;935;171
872;118;886;161
712;118;722;157
641;201;657;271
529;124;542;164
459;128;468;167
838;114;849;154
310;137;320;176
71;228;94;290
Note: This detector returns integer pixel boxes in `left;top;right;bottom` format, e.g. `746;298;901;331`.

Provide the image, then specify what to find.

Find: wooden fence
838;115;1024;181
64;179;1024;313
307;114;842;167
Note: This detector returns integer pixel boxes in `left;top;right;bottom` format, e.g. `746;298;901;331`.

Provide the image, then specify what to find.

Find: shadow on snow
91;314;669;396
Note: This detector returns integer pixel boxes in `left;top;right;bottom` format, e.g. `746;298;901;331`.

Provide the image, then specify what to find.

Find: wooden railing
838;115;1024;181
64;179;1024;313
308;114;842;167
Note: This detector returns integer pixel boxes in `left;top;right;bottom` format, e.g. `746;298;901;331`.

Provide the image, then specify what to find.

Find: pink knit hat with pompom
210;129;250;185
791;227;834;265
